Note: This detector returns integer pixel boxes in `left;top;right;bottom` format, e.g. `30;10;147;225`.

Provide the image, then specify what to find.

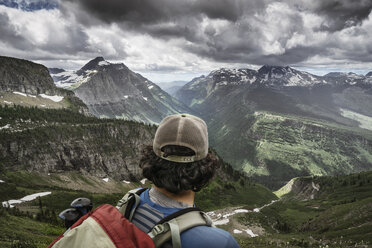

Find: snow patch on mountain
39;94;64;102
2;192;52;208
288;75;302;86
98;61;110;66
210;68;258;87
0;124;11;130
13;91;27;97
340;108;372;131
13;91;37;98
52;70;98;89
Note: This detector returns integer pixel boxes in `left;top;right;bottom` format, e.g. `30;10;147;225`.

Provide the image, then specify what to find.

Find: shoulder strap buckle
116;188;146;220
150;209;214;248
148;224;167;238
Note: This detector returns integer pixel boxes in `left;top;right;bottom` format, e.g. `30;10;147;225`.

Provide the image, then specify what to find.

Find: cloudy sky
1;0;372;82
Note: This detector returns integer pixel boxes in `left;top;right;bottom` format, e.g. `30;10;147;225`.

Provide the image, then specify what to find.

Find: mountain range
50;57;191;124
2;55;371;189
175;65;372;123
0;55;371;247
175;65;372;188
155;80;188;95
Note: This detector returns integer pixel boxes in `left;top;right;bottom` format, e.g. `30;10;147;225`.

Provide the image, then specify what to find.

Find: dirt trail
206;200;278;237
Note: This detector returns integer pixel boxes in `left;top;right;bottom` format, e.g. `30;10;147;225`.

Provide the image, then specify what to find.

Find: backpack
48;188;214;248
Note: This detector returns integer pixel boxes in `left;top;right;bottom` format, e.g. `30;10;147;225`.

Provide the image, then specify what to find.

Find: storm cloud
0;0;372;79
57;0;372;66
0;12;32;50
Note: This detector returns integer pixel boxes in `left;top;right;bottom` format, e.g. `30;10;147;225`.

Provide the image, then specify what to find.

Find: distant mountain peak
80;57;108;71
48;68;65;74
324;72;365;81
51;57;130;89
366;71;372;77
258;65;292;74
324;72;347;77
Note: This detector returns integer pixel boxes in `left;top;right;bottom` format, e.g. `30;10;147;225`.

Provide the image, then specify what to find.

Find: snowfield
39;94;64;102
13;91;28;97
0;124;10;130
2;192;52;208
98;61;110;66
207;200;278;237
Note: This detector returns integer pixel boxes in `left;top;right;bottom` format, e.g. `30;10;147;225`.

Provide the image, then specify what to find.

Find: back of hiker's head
139;114;218;194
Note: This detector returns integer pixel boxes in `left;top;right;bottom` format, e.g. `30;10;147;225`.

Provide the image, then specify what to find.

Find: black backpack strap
148;208;214;248
116;188;147;220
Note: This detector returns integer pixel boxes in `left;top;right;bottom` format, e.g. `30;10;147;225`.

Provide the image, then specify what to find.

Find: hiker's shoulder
181;225;240;248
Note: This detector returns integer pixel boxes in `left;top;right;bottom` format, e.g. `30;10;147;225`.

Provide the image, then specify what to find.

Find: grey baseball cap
153;114;208;163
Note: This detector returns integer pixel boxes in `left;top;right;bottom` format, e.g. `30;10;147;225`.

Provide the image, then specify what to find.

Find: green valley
210;110;372;189
231;171;372;247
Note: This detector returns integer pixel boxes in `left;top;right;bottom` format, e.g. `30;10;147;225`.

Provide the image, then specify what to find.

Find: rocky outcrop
0;56;90;115
275;177;320;200
1;56;64;96
0;121;156;181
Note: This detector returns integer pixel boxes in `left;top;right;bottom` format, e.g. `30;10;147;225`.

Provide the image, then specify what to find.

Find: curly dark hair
139;145;218;194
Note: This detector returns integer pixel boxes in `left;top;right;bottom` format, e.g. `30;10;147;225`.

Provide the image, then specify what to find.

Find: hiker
127;113;240;248
49;114;240;248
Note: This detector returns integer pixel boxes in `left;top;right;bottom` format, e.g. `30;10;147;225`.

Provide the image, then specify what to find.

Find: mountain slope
175;66;372;189
50;57;192;124
0;56;88;114
235;172;372;247
0;105;155;181
154;80;188;95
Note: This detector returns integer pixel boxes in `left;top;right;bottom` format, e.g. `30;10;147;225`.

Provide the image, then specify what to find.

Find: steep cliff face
0;56;89;115
0;56;82;98
0;56;59;95
0;106;156;180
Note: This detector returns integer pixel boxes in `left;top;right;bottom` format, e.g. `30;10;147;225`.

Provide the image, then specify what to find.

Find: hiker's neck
153;185;195;206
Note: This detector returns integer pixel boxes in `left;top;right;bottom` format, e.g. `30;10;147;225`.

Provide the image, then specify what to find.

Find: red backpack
48;189;213;248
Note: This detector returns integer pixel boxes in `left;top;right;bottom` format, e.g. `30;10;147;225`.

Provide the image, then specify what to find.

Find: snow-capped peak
98;60;110;66
257;65;323;87
207;67;257;87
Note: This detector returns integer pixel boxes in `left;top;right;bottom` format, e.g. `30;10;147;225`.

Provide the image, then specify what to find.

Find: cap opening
160;145;196;157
